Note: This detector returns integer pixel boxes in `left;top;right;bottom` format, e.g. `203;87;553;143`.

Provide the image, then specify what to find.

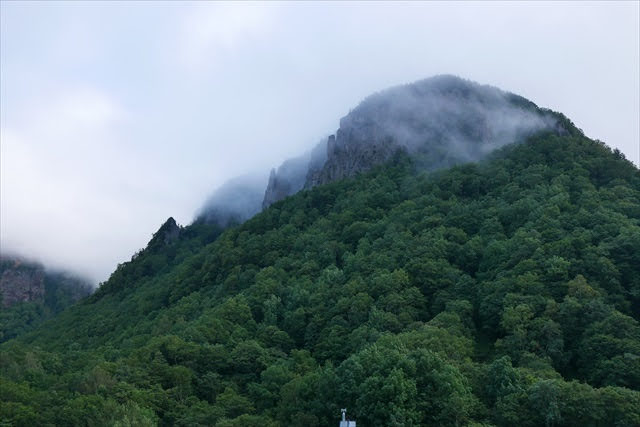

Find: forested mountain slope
1;130;639;425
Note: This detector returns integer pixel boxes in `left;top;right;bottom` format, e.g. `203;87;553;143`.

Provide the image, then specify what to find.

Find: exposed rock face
305;75;560;188
150;217;182;247
162;218;181;244
305;133;404;188
0;258;45;307
0;256;92;309
201;75;566;224
0;255;93;342
262;150;316;209
263;169;288;209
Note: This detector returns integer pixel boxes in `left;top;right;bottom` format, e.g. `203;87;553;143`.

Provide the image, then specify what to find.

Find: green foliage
1;133;639;425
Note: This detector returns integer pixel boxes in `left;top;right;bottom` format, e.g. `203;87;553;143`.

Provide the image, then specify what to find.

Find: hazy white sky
1;1;638;283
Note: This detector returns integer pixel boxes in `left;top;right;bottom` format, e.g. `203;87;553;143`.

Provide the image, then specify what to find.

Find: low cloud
1;2;636;283
1;87;162;284
179;3;278;72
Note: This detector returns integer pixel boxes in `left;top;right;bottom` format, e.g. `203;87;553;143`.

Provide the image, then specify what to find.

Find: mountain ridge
204;75;576;223
1;77;638;426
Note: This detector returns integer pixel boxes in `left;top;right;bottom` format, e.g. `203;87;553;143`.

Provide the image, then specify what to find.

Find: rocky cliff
262;142;326;209
201;75;568;221
305;75;563;188
0;258;45;307
264;75;564;208
0;255;93;342
0;255;92;308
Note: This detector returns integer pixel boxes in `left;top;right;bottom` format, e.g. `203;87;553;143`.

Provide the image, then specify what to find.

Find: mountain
261;75;569;211
1;77;639;426
304;75;563;188
206;75;570;219
205;75;570;220
0;255;93;342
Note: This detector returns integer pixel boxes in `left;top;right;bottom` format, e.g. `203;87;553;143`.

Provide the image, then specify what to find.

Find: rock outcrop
0;258;45;307
160;217;181;244
0;255;92;308
200;75;568;224
304;75;561;188
305;132;403;189
149;217;182;248
262;147;323;209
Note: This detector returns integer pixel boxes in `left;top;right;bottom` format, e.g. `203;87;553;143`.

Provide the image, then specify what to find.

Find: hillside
0;256;93;343
1;125;639;425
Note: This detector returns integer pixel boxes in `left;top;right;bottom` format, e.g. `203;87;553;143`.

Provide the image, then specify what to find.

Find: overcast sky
1;1;638;283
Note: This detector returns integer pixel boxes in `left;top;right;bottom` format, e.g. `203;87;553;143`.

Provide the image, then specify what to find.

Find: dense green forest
0;258;92;343
1;130;639;426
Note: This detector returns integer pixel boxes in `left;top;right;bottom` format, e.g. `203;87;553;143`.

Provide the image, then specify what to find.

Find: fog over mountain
196;172;269;227
199;75;567;223
1;5;639;422
1;2;637;281
304;75;562;188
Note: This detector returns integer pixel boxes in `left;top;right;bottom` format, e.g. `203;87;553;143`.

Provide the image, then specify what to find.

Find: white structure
340;408;356;427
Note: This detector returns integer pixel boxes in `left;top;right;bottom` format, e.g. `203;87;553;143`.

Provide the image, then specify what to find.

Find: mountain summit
263;75;570;209
203;75;573;221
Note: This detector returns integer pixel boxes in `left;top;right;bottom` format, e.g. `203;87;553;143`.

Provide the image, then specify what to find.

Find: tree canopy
1;133;639;426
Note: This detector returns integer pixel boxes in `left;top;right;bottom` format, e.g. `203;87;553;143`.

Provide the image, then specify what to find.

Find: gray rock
262;140;327;209
304;75;559;188
0;260;45;307
201;75;563;227
0;256;92;309
161;217;181;244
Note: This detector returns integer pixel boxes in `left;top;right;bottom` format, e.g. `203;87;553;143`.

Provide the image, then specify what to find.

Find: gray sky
1;1;638;283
